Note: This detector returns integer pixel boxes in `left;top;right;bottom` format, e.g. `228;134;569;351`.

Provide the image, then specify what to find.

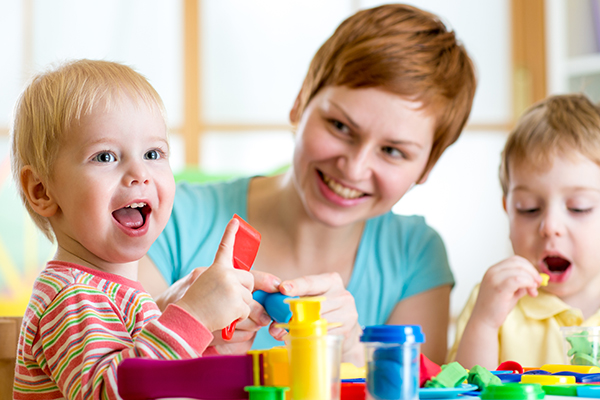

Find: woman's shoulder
368;211;438;240
175;176;251;204
365;211;447;262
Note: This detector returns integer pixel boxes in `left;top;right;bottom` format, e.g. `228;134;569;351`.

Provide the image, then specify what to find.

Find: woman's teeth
322;174;363;199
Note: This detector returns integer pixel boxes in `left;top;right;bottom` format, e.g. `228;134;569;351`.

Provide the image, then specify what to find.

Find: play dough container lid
481;383;545;399
360;325;425;344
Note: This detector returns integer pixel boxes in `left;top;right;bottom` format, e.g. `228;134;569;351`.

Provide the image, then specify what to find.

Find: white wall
0;1;514;322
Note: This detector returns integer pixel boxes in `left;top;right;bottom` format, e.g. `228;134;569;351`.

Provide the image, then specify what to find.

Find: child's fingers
213;218;240;268
236;270;255;293
511;255;543;282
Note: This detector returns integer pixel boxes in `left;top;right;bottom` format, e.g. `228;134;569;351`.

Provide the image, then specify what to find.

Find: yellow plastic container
278;297;342;400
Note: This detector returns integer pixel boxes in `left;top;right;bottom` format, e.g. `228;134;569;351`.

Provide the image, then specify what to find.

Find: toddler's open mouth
544;255;571;274
112;202;151;230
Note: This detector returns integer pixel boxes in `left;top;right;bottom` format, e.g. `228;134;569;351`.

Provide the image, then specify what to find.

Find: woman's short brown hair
290;4;477;179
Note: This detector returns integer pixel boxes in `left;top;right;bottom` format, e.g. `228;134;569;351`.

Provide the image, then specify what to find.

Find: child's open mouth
112;202;151;230
544;256;571;275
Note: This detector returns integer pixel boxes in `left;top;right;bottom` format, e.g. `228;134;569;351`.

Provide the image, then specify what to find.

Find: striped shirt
14;261;214;399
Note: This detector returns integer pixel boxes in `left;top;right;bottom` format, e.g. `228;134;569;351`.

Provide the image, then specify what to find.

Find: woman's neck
247;173;364;283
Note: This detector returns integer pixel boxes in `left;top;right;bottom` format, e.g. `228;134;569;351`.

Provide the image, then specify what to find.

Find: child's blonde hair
291;4;477;180
10;59;166;241
500;93;600;196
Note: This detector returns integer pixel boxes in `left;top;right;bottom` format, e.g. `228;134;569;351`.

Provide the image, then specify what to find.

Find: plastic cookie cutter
222;214;262;340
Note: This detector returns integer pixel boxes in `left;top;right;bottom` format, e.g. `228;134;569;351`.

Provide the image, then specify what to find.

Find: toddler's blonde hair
10;59;166;241
500;93;600;196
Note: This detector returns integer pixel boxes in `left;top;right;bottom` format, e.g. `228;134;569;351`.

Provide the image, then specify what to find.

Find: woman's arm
386;284;452;365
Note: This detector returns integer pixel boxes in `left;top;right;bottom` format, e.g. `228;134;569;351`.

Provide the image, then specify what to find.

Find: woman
139;3;476;366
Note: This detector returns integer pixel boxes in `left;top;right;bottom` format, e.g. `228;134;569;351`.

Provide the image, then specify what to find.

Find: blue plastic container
361;325;425;400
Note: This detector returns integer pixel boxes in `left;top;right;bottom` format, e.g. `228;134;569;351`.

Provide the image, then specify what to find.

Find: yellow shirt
448;284;600;368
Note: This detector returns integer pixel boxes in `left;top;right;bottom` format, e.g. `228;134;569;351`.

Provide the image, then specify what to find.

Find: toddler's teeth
540;273;549;286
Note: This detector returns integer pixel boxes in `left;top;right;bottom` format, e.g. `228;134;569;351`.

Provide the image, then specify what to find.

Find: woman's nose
338;146;372;181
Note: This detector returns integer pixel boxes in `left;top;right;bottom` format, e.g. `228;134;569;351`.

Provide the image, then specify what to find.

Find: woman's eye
93;152;115;163
330;119;350;134
382;146;405;159
145;149;161;160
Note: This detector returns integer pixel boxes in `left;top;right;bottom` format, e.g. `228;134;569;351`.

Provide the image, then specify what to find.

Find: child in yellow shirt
450;94;600;369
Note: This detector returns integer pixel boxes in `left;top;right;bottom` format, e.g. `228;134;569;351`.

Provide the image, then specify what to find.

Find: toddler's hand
471;255;542;329
176;218;254;332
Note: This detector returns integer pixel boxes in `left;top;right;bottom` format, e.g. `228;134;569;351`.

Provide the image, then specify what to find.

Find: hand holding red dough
222;214;261;340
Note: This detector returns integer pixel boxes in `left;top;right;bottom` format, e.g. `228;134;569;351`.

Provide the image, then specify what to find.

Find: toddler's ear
20;166;58;217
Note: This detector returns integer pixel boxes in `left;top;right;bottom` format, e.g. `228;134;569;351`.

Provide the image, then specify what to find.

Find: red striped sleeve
14;262;214;399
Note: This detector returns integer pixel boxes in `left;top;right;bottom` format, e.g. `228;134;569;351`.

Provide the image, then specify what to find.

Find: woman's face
291;86;436;227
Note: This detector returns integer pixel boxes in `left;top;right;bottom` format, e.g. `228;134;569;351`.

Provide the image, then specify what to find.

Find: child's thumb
213;217;240;268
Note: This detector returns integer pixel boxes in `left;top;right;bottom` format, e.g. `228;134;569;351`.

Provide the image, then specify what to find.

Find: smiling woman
139;3;476;367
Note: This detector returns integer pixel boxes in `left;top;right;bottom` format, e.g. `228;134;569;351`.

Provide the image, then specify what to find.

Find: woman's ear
289;92;302;124
416;167;432;185
20;166;58;217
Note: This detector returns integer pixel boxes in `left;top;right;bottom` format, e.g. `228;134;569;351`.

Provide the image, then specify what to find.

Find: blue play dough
252;290;295;323
361;325;423;400
367;347;419;399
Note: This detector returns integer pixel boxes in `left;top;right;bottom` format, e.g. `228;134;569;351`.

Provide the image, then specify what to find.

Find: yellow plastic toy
520;375;575;385
278;297;339;400
340;362;366;380
541;364;600;374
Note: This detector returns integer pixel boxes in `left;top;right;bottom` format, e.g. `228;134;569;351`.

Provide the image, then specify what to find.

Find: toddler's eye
517;208;540;214
569;207;592;213
145;150;160;160
93;152;116;163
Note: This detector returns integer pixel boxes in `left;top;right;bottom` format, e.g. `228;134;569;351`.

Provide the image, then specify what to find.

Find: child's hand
176;218;254;333
209;270;282;353
471;255;542;330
